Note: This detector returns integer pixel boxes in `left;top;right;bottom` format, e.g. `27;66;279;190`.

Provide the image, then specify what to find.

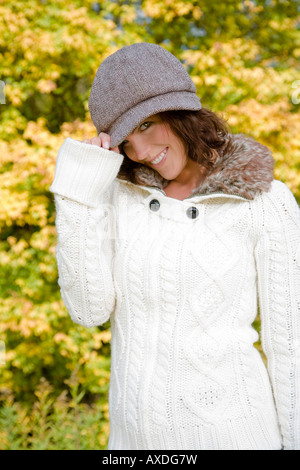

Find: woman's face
121;114;188;180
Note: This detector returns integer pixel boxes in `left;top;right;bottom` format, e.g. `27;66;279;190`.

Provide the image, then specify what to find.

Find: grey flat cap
88;43;201;148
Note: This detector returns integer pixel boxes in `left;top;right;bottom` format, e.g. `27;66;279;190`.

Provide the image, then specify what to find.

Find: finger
99;132;111;149
90;136;102;146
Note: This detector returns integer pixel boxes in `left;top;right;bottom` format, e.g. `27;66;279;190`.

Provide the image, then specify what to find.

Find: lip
149;147;168;168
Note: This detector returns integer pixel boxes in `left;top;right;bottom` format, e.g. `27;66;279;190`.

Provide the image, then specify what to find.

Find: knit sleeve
49;138;124;328
254;180;300;450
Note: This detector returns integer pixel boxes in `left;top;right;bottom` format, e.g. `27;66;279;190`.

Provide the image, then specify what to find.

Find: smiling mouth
149;148;168;166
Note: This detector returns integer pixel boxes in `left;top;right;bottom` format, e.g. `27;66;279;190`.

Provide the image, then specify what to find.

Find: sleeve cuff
49;138;124;207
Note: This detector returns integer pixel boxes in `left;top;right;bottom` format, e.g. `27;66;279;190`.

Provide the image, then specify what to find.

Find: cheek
171;143;188;166
155;123;173;143
164;152;187;177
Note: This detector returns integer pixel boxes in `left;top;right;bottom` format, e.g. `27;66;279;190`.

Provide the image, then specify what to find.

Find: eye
140;121;152;130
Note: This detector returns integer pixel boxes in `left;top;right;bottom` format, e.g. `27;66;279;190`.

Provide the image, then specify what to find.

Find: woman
50;43;300;450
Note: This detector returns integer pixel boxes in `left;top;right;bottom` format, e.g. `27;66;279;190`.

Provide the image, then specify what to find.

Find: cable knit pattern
54;197;116;327
50;137;300;450
123;212;149;448
152;223;179;429
255;181;300;450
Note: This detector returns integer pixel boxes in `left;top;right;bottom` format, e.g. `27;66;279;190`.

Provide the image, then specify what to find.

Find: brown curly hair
117;107;231;184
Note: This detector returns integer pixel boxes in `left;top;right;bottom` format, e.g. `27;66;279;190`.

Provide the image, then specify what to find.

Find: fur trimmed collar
118;133;275;200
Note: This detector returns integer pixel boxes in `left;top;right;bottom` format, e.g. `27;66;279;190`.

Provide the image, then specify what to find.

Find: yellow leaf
36;79;57;94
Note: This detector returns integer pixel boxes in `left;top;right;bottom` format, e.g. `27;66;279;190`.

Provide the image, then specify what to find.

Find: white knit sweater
50;137;300;450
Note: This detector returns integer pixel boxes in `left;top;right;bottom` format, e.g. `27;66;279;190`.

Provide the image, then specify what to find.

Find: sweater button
186;206;199;219
149;199;160;211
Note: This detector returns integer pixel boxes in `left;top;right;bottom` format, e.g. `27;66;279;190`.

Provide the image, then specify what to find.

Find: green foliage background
0;0;299;449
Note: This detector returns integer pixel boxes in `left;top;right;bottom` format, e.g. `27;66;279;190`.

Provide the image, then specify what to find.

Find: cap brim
105;91;201;149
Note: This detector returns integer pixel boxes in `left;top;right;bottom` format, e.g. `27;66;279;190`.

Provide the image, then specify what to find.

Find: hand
81;132;120;153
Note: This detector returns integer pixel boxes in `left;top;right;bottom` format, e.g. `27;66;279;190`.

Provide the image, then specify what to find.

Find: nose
126;134;149;163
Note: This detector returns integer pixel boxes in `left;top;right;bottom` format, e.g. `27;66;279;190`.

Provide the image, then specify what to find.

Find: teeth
151;149;167;165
